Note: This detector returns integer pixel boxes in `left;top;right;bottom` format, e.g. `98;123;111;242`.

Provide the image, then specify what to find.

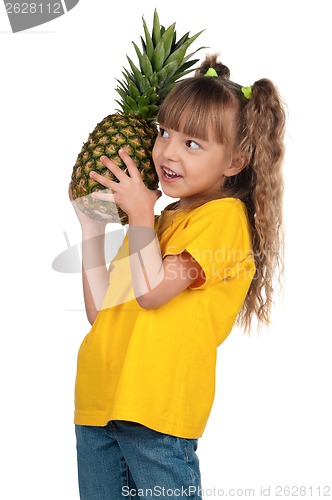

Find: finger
91;189;116;203
89;170;118;189
100;155;129;182
152;189;162;202
118;149;141;180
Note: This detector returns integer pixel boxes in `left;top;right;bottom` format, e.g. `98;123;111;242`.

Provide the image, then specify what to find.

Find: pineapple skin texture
70;113;159;224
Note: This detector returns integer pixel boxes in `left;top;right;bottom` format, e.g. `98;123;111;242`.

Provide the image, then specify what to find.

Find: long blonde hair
156;54;286;332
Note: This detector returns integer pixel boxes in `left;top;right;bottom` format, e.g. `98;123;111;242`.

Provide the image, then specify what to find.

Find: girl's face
152;124;241;208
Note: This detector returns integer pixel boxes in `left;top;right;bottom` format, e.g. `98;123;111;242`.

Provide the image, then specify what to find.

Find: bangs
157;76;238;145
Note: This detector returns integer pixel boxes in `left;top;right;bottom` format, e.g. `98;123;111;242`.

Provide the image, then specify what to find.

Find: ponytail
236;78;286;332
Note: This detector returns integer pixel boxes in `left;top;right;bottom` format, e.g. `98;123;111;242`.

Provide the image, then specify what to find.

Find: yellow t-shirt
74;198;255;438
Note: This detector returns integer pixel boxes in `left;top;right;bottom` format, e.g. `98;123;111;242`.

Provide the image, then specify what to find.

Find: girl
70;54;286;499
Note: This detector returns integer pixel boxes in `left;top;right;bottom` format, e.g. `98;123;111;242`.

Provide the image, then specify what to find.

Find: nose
161;139;179;162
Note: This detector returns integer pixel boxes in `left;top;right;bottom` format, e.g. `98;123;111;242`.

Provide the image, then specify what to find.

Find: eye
186;139;200;149
158;126;169;139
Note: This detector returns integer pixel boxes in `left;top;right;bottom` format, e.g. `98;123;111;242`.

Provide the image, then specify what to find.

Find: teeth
163;167;179;177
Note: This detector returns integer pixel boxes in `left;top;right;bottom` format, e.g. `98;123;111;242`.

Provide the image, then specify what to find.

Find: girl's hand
90;150;162;225
68;185;108;230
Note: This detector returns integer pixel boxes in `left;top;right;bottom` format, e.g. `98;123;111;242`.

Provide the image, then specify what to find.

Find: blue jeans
75;420;202;500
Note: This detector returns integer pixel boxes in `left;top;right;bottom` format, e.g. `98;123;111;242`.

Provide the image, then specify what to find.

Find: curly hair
156;54;286;333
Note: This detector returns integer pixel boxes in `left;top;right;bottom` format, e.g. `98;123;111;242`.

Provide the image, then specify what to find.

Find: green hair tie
205;68;218;77
241;85;253;100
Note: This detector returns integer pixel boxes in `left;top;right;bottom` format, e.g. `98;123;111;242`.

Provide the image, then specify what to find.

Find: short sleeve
163;200;254;290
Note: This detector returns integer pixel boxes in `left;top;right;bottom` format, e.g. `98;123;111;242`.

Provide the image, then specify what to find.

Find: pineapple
70;10;204;223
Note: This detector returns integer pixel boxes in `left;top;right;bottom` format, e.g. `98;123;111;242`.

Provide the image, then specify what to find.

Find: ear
224;152;249;177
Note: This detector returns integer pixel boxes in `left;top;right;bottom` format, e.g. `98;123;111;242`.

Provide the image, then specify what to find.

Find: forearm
126;214;205;309
127;215;164;303
81;226;109;323
127;226;164;299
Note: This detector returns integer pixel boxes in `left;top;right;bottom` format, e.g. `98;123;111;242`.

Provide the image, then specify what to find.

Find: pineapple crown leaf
148;104;158;115
152;9;161;45
156;61;179;86
158;61;200;92
140;75;152;93
173;32;190;51
116;87;130;103
143;17;177;74
141;17;154;60
165;30;205;65
114;99;128;112
158;46;207;87
132;42;148;76
115;82;128;97
179;58;200;72
151;42;166;73
115;92;140;114
148;73;159;88
126;56;145;92
128;83;141;101
142;87;158;98
157;22;176;61
126;56;140;75
142;52;154;78
183;48;208;64
140;36;147;55
122;68;136;87
138;95;149;108
125;96;139;112
116;10;205;120
140;107;150;120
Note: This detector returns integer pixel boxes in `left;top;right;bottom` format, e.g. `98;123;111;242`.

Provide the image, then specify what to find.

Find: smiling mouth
162;166;182;179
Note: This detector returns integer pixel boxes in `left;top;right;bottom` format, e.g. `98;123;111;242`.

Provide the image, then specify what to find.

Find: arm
81;225;110;324
69;188;110;325
127;219;205;308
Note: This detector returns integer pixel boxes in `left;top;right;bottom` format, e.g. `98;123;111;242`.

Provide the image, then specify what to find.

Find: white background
1;1;331;498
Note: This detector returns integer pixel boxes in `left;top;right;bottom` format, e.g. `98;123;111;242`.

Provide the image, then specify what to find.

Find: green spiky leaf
152;9;161;46
173;32;189;50
128;83;141;100
159;22;176;61
152;41;166;73
148;73;159;87
156;61;178;86
141;53;154;77
165;30;205;65
132;42;145;74
142;16;154;60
